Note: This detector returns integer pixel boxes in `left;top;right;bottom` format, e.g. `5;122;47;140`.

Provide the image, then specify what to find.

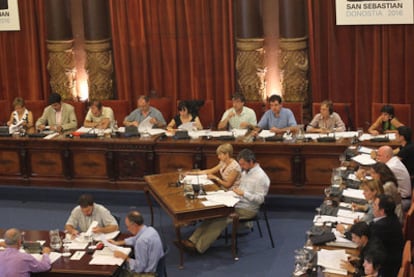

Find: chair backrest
24;100;47;123
0;100;11;125
150;97;172;124
156;245;169;277
403;207;414;242
283;102;303;124
399;240;412;277
312;102;353;130
101;100;131;126
176;99;215;128
65;101;87;128
371;103;412;128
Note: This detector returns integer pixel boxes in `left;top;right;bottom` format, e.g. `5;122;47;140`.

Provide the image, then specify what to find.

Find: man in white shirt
218;93;257;130
181;148;270;254
83;100;115;129
376;145;411;211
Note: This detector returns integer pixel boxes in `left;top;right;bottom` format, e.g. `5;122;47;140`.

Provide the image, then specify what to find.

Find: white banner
336;0;414;25
0;0;20;31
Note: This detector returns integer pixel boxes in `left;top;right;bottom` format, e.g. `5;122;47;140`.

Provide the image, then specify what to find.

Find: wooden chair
65;100;87;128
149;97;173;124
371;103;412;128
101;100;131;126
398;240;411;277
176;99;215;128
403;206;414;242
24;100;46;123
283;102;303;124
312;102;353;130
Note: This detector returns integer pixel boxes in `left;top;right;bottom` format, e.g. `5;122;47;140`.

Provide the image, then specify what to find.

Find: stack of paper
89;246;131;266
351;153;376;166
342;188;365;200
182;175;214;185
326;230;358;249
32;252;62;263
202;190;240;207
337;209;365;220
317;248;348;275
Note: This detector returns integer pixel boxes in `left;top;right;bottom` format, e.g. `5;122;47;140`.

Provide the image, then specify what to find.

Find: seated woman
6;97;34;133
370;162;403;223
167;101;203;131
306;100;346;133
336;179;383;233
368;104;404;135
188;143;241;190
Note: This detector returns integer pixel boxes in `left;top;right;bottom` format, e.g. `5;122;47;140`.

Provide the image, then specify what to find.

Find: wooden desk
0;134;395;195
144;172;239;268
0;229;122;277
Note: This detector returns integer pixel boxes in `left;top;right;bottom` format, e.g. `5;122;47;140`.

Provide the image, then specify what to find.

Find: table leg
230;212;239;260
174;224;185;269
144;188;154;226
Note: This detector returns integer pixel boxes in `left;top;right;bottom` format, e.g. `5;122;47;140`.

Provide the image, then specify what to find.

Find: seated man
370;194;404;277
83;100;115;129
123;95;166;128
109;211;164;276
65;194;119;237
181;148;270;254
257;94;297;134
376;146;411;211
218;93;257;130
394;126;414;178
0;228;51;276
35;92;77;132
307;100;346;133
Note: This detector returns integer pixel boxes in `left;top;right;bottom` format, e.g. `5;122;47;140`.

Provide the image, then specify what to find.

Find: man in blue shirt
257;94;297;134
110;211;164;276
123;95;166;128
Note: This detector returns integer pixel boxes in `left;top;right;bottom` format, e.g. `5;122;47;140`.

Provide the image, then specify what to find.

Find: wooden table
144;172;239;268
0;229;122;277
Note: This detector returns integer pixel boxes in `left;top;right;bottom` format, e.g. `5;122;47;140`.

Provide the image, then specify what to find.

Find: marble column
83;0;114;100
279;0;309;103
45;0;75;100
235;0;265;101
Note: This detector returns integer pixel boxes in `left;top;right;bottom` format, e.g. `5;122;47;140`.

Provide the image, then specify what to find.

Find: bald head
4;228;21;247
376;146;393;163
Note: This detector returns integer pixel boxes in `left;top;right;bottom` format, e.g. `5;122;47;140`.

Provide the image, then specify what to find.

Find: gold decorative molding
279;36;309;103
46;40;75;100
84;39;114;100
235;38;265;101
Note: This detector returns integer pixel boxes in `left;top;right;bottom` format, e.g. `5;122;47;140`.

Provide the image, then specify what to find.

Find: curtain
108;0;235;120
307;0;414;128
0;0;48;101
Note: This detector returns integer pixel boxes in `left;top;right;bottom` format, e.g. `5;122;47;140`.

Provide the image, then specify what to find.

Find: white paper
258;130;276;138
178;122;195;131
359;133;396;141
94;231;120;241
89;246;131;266
358;146;375;154
85;221;99;236
317;249;348;276
44;133;59;140
66;241;88;250
342;188;365;200
147;128;166;136
336;209;365;220
351;153;376;166
70;250;86;260
138;117;153;132
182;174;214;185
203;191;240;207
326;230;358;249
32;252;61;263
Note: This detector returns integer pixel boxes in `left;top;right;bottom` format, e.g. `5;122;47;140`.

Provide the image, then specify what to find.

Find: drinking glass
324;187;331;198
49;230;62;251
177;168;184;184
357;127;363;138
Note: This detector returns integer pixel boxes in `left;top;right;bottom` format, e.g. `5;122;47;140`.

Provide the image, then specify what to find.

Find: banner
336;0;414;25
0;0;20;31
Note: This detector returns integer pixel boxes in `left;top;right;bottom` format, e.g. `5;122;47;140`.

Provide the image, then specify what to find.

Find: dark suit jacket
0;0;8;10
370;215;404;277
